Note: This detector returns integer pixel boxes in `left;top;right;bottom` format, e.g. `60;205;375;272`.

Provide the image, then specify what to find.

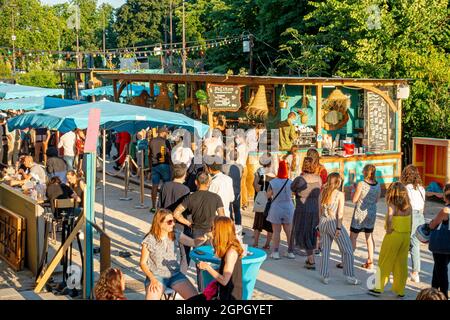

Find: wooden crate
413;137;450;188
0;206;26;271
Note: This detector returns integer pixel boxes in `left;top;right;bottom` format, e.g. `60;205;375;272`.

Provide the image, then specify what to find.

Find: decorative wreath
322;88;351;131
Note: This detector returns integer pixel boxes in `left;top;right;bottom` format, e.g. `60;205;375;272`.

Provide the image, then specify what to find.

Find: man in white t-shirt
205;156;234;218
57;130;76;170
171;135;194;168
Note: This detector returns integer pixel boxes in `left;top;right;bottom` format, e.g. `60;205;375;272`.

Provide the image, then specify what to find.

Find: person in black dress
197;216;243;300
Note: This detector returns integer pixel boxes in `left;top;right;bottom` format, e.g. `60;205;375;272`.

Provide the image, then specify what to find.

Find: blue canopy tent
7;99;209;137
0;83;64;99
80;84;160;98
0;96;84;111
7;100;209;229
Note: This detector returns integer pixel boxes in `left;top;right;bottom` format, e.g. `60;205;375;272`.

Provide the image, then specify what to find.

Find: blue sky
42;0;125;8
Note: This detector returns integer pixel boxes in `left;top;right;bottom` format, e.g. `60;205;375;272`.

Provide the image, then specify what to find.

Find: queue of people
93;123;449;300
3;109;447;300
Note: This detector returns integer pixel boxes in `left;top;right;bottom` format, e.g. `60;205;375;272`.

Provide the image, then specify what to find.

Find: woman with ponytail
350;164;381;270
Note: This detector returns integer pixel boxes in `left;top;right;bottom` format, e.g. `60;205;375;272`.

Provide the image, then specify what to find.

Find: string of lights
0;35;244;60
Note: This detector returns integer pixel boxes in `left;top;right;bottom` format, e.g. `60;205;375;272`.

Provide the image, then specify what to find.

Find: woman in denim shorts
140;209;206;300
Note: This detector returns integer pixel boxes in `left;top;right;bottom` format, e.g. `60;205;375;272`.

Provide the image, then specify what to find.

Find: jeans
230;193;242;225
410;210;425;273
432;253;450;298
64;156;75;171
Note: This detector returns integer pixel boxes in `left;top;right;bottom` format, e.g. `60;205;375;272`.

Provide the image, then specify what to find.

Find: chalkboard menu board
365;91;389;151
208;85;241;111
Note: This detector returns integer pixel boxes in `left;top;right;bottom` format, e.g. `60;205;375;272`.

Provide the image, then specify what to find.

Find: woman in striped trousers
319;173;360;285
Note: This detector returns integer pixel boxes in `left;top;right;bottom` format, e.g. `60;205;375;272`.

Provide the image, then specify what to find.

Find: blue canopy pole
83;151;95;299
83;108;101;299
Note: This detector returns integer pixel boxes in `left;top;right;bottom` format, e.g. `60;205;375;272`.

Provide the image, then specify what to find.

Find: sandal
304;261;316;270
262;244;270;250
362;261;373;269
336;263;343;269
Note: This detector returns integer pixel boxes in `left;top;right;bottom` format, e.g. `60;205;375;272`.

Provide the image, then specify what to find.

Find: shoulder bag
429;208;450;254
263;179;289;218
254;174;268;212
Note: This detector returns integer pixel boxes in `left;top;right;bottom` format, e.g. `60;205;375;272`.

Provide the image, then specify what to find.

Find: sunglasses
164;219;174;225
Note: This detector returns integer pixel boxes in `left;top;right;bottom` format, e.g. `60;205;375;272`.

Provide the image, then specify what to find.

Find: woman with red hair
94;267;127;300
266;160;295;260
198;216;244;300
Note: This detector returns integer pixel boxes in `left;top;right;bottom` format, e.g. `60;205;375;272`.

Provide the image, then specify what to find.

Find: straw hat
323;88;350;112
259;153;272;166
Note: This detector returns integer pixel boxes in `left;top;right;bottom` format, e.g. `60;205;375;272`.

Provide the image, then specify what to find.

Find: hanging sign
208;85;241;111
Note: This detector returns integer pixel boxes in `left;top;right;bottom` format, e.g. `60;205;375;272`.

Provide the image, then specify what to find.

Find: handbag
263;179;289;218
429;218;450;254
254;174;268;212
203;280;218;300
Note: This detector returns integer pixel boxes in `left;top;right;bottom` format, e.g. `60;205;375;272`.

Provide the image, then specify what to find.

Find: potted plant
279;84;289;108
195;89;208;105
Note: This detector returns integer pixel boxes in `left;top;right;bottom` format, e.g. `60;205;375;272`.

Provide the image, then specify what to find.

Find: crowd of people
1;110;448;300
93;123;449;300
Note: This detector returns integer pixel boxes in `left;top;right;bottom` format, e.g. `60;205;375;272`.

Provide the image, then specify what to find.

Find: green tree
280;0;450;157
0;0;63;50
114;0;168;47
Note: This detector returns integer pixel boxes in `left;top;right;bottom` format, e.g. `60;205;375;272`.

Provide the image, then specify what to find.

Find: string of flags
0;35;244;61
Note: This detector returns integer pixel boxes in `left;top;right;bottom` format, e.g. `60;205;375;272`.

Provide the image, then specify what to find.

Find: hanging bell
246;85;269;120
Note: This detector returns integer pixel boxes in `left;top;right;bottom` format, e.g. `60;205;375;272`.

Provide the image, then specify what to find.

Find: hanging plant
298;109;309;124
279;84;289;108
195;89;208;105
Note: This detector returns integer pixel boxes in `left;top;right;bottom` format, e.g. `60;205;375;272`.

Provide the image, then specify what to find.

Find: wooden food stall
0;184;45;276
99;73;409;197
413;137;450;193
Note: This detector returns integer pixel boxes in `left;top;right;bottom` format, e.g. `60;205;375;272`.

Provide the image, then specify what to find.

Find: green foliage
195;89;208;104
17;69;60;88
114;0;167;47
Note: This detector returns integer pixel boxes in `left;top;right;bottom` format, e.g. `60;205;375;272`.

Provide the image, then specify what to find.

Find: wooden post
150;81;154;108
75;73;79;100
207;107;214;128
397;99;402;153
206;83;214;128
316;85;323;149
113;79;118;102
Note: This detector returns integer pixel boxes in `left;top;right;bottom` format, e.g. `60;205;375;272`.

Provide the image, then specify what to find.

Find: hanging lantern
243;37;250;53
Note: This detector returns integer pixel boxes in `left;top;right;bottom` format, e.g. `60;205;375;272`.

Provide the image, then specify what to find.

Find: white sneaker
285;252;296;259
346;276;361;285
270;252;281;260
410;272;420;283
322;277;330;285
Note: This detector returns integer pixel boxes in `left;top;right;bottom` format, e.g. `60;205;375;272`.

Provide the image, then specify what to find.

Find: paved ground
0;171;447;300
